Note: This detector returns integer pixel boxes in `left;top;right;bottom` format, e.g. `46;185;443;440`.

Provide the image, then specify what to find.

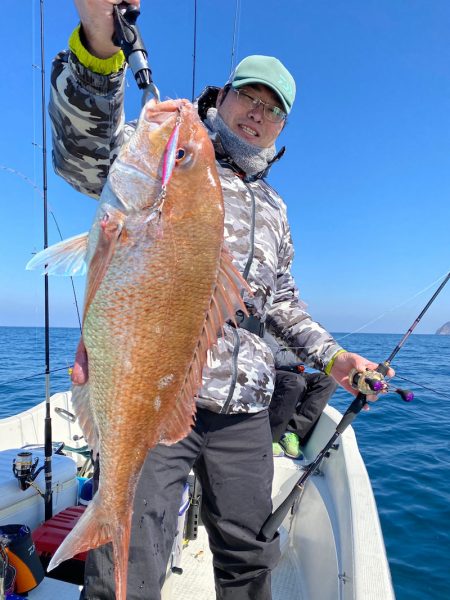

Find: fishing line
335;271;450;343
31;0;38;221
230;0;241;72
393;374;450;400
275;345;449;398
0;365;73;388
0;165;83;332
6;1;82;332
272;271;448;349
191;0;197;101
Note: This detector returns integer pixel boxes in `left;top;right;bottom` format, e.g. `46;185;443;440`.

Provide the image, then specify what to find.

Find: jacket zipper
220;327;240;414
242;181;256;280
221;180;256;414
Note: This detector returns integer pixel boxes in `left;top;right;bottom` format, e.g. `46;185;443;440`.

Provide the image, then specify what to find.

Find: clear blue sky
1;0;449;333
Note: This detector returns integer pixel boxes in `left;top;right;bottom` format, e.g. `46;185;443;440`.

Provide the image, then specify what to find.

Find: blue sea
0;326;449;599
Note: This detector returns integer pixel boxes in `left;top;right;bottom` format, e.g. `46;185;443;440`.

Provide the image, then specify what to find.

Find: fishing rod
38;0;53;523
259;271;450;542
112;1;160;104
230;0;241;73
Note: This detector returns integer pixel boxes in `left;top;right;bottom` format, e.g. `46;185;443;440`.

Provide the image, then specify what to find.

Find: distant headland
436;322;450;335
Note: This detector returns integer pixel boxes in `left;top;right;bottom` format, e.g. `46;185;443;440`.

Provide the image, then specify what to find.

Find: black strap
230;310;265;338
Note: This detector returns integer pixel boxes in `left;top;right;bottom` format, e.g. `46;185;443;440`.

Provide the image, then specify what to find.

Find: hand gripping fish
27;98;250;599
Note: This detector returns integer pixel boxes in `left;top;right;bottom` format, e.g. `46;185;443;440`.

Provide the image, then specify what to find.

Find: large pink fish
27;98;249;599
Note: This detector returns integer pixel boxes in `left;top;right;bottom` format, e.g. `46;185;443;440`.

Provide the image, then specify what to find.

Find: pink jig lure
161;119;181;189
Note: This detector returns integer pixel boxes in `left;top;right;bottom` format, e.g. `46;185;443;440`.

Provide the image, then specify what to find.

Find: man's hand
330;351;395;407
72;337;89;385
74;0;140;59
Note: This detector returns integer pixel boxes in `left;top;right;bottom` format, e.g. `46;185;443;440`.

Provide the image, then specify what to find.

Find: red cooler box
32;505;87;562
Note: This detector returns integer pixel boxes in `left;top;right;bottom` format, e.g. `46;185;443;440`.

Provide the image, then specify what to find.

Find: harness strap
229;310;265;338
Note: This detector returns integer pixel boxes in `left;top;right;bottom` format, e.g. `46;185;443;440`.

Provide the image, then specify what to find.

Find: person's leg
196;409;280;600
268;370;306;442
287;372;337;443
81;427;202;600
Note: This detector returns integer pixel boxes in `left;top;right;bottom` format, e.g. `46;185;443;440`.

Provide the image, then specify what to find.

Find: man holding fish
43;1;393;598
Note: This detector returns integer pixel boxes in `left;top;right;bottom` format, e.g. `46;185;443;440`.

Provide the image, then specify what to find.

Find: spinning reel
12;452;44;492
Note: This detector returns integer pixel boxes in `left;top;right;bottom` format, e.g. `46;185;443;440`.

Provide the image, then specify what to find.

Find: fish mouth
143;98;194;127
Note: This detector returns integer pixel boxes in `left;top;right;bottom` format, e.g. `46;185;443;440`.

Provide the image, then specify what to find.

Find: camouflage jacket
49;51;343;414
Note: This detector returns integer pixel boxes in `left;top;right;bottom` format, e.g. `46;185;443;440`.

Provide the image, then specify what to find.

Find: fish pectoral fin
159;399;196;446
212;245;253;330
71;382;100;458
84;208;126;316
26;232;89;276
160;247;251;446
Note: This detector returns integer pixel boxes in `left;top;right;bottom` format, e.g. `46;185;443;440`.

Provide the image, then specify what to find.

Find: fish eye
175;148;186;161
174;143;195;169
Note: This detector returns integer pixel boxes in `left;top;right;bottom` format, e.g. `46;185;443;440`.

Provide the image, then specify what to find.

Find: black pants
268;370;337;444
81;408;280;600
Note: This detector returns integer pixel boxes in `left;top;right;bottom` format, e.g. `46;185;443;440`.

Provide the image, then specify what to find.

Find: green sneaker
272;442;285;457
280;433;302;459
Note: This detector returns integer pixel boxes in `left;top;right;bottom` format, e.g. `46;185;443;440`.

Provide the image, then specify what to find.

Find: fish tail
47;494;113;571
48;494;132;599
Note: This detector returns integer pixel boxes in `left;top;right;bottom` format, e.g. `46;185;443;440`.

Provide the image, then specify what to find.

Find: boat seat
63;444;91;459
62;444;93;477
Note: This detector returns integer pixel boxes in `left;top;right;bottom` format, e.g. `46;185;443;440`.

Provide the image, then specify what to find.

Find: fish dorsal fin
71;382;100;458
26;232;89;276
83;208;126;318
160;246;252;444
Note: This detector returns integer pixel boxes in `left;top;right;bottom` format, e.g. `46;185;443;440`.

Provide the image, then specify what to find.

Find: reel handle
395;388;414;402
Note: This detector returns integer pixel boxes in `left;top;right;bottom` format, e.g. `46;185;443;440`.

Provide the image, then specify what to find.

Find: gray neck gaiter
205;108;276;176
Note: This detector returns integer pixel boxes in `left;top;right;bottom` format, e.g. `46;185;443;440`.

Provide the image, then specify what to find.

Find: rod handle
259;483;303;541
335;392;367;434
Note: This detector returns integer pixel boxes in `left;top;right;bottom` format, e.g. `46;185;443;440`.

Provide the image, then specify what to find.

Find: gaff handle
112;3;159;100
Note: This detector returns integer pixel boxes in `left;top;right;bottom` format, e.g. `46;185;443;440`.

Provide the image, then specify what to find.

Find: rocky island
436;322;450;335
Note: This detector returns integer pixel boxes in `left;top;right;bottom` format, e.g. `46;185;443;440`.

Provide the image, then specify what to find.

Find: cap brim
231;78;290;114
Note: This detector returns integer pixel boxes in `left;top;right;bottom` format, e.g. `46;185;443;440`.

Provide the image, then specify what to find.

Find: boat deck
28;524;304;600
167;523;304;599
28;576;80;599
164;456;307;599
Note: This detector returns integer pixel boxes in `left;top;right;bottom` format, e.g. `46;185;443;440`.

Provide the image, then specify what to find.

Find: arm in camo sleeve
265;217;344;373
49;50;127;199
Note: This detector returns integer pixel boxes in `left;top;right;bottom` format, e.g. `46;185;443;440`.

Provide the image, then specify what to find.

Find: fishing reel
12;451;44;491
348;368;414;402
